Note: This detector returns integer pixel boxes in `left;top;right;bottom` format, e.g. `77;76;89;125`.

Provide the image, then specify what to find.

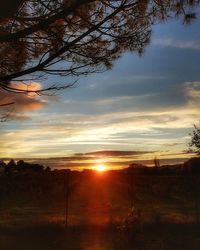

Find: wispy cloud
83;150;153;156
185;81;200;103
0;103;198;159
153;38;200;50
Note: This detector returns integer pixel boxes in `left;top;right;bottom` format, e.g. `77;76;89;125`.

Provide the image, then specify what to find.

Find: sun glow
95;164;107;172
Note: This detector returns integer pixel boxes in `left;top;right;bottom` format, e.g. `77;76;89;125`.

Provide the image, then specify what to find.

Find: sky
0;15;200;170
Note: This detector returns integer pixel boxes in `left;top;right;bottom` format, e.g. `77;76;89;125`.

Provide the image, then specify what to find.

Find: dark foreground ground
0;172;200;249
0;223;200;250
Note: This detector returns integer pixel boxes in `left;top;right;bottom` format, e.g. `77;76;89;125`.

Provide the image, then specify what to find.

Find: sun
95;164;107;172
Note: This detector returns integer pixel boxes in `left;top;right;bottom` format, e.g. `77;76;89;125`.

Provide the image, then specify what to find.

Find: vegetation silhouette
189;123;200;155
0;0;199;97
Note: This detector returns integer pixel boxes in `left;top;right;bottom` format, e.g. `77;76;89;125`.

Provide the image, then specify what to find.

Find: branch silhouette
0;0;198;95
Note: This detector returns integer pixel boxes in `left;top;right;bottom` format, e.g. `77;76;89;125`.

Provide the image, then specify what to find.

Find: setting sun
95;164;107;172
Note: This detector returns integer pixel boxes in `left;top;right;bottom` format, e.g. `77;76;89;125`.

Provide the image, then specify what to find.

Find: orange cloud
10;82;42;93
0;82;46;117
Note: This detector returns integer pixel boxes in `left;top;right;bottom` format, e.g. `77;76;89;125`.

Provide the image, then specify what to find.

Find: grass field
0;171;200;249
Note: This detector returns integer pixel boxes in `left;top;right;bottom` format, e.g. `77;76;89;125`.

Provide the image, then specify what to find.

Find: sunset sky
1;16;200;170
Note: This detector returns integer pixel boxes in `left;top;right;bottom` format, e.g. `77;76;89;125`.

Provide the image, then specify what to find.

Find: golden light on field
95;164;107;172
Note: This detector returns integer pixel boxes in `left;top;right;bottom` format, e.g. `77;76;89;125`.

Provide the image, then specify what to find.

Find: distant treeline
127;157;200;175
0;157;200;176
0;159;50;175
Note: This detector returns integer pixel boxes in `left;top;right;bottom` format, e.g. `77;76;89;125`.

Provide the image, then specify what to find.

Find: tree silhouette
0;0;199;95
189;124;200;155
